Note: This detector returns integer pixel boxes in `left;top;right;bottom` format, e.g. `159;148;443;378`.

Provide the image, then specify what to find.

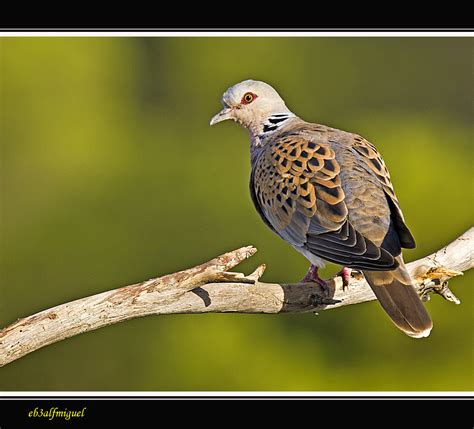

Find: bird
210;79;432;338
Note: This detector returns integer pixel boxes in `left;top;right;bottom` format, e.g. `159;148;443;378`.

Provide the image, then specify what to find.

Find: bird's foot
301;265;327;287
337;267;352;291
301;265;330;297
336;267;363;291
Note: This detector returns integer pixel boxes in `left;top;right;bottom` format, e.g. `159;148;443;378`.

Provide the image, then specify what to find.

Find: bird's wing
251;133;397;270
351;135;415;249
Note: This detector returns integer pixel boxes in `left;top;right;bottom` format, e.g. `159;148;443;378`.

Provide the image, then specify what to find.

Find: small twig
416;267;463;304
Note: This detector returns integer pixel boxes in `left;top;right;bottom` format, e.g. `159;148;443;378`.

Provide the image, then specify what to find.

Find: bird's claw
337;267;358;291
301;265;331;297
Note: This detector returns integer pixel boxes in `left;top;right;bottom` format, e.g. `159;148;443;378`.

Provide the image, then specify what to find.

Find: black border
1;396;472;427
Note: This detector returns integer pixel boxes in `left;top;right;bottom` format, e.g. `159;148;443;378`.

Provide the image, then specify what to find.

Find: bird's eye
241;92;257;105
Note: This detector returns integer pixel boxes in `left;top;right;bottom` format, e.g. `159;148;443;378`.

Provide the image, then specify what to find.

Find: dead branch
1;228;472;367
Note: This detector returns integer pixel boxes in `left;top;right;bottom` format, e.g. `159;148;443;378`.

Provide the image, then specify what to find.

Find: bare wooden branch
1;228;472;367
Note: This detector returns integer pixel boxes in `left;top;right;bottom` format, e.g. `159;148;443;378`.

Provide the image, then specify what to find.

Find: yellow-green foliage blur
0;37;472;391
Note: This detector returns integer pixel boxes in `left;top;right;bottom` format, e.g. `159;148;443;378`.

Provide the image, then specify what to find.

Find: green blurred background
0;37;472;391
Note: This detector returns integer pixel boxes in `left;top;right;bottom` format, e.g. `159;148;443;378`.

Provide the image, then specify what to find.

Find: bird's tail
362;256;433;338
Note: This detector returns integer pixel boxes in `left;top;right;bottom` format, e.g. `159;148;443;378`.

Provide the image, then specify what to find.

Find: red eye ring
241;92;257;105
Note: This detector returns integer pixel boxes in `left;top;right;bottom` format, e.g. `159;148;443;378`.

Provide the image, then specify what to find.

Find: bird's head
210;80;294;136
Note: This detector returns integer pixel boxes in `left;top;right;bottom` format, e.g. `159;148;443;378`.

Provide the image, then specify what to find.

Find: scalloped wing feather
251;134;397;270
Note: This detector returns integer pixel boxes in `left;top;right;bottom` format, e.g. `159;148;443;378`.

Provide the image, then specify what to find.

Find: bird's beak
210;107;233;126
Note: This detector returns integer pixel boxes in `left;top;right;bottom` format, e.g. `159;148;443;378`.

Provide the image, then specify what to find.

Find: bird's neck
248;112;296;154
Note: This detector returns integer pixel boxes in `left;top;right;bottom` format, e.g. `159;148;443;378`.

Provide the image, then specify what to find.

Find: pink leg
301;265;328;288
337;266;352;290
302;265;337;301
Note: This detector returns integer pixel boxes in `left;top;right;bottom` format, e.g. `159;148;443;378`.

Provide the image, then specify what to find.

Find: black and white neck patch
261;113;294;135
